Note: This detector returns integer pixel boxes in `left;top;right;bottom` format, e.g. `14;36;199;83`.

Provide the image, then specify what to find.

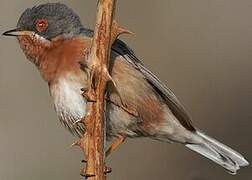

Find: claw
81;87;87;92
105;166;112;174
80;65;97;102
80;166;112;178
79;61;89;72
83;47;91;64
81;159;87;164
81;87;96;102
80;171;95;178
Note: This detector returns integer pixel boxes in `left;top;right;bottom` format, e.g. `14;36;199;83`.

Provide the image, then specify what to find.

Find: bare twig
77;0;116;179
73;1;133;179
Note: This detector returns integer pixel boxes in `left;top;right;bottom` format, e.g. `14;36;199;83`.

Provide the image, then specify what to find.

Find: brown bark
72;1;132;179
77;0;116;179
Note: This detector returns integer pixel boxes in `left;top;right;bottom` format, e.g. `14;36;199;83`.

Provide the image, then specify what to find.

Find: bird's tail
186;130;249;174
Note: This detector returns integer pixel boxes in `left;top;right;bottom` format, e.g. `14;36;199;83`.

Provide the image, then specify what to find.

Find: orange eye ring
35;19;48;33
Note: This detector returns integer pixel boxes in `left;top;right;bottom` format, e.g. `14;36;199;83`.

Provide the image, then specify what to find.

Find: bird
3;3;249;174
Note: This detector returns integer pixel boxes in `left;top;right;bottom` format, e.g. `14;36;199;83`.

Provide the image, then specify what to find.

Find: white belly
49;75;87;136
49;74;138;138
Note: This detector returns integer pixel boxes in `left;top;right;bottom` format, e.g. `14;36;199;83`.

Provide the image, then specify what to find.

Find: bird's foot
105;166;112;174
81;87;96;102
80;160;112;177
79;47;91;71
80;170;95;178
81;159;87;163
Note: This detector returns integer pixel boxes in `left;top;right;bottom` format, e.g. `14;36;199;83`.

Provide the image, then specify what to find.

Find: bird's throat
18;35;92;83
18;35;49;66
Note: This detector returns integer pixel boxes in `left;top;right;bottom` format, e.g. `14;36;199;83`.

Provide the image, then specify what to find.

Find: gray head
3;3;84;40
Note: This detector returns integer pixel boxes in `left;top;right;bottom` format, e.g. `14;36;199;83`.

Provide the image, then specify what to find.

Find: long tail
186;131;249;174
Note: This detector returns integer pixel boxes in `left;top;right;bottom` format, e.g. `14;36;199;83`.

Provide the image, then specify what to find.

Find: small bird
3;3;249;174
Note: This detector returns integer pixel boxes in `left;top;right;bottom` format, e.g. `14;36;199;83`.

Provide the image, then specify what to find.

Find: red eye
35;19;48;33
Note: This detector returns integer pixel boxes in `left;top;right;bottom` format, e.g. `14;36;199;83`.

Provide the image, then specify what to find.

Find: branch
76;0;116;179
73;1;132;179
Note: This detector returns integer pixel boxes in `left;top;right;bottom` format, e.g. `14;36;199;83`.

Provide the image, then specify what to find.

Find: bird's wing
112;39;195;131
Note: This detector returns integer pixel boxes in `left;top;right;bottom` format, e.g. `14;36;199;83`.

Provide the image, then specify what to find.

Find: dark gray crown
17;3;84;40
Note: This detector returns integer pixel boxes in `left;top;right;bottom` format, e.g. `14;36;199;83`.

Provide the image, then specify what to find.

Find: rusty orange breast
18;34;92;83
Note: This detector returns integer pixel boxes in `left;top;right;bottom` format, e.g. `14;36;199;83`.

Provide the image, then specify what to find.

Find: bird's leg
81;87;96;102
79;47;91;73
71;134;93;177
71;113;98;177
80;135;126;160
81;159;112;175
80;65;96;102
80;167;111;178
80;158;112;176
106;135;126;157
79;135;125;176
79;47;97;103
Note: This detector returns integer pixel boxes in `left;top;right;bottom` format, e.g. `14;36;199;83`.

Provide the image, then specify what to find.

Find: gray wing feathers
112;39;195;131
186;131;249;174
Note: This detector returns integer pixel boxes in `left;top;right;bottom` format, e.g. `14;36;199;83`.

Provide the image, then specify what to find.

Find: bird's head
2;3;87;64
3;3;83;41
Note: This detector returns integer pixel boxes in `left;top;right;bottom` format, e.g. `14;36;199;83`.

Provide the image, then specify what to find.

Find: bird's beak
2;28;33;37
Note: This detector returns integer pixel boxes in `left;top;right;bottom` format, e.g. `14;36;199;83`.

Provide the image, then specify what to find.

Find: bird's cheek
17;36;44;63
